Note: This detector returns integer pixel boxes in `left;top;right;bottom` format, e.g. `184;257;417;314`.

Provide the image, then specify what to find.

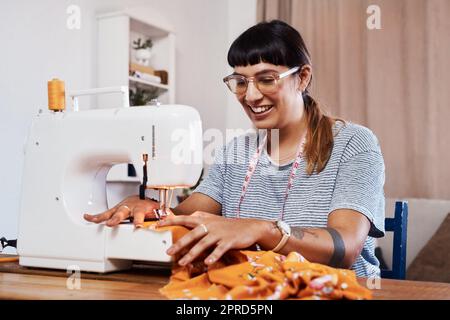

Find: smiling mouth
248;105;274;115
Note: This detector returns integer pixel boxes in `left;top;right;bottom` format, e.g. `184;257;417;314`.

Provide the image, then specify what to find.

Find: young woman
84;20;385;278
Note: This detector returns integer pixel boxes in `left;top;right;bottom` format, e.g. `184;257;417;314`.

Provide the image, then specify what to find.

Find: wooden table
1;255;450;300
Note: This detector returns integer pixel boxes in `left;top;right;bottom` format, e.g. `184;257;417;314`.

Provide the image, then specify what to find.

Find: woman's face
233;62;307;130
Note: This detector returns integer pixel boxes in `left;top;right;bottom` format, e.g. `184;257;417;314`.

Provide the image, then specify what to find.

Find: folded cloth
143;222;372;300
131;70;162;83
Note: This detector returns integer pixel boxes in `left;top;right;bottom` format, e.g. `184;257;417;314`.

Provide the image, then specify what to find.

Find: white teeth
249;105;273;114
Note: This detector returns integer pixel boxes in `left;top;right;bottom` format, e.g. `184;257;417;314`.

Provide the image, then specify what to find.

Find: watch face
277;220;291;235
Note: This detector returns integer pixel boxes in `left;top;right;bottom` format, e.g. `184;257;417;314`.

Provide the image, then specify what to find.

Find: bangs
227;22;302;68
228;32;290;68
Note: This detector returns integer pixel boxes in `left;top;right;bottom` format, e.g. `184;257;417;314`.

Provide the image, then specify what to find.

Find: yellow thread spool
47;78;65;111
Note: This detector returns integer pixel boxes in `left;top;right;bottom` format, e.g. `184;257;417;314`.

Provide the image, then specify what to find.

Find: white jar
134;48;152;66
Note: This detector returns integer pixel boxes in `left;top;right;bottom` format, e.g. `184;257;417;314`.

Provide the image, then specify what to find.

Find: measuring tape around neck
236;132;307;221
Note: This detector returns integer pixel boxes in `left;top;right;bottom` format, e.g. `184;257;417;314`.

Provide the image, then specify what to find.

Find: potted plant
129;87;159;106
132;38;153;66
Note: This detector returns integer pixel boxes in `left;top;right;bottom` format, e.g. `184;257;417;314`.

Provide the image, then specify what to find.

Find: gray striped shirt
194;122;385;277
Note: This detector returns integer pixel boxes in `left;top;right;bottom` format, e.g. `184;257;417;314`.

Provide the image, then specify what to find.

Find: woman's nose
245;80;263;103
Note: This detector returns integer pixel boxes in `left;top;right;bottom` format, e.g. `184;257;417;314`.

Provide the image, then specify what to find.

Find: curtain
257;0;450;200
257;0;292;24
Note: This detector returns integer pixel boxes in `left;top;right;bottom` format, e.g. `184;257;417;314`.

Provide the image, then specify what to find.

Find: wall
225;0;255;135
0;0;98;252
0;0;256;250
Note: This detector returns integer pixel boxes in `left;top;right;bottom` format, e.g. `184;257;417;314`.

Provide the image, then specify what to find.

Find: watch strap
272;221;290;253
272;233;289;253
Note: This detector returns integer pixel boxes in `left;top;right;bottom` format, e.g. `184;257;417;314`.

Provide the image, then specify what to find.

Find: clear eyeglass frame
223;66;300;95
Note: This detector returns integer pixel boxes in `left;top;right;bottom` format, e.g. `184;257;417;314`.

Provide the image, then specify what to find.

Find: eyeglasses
223;66;300;95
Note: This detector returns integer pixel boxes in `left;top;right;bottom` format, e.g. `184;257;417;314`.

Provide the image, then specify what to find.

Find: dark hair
228;20;311;69
227;20;340;174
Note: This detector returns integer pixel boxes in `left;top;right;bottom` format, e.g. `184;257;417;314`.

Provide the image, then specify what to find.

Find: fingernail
206;258;214;265
166;247;174;254
179;259;186;266
135;224;143;228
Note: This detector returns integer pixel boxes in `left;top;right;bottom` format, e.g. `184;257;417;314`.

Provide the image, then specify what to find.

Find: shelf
129;76;169;103
98;9;175;180
128;76;169;90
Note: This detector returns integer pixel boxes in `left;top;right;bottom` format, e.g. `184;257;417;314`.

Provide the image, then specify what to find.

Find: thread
48;78;65;111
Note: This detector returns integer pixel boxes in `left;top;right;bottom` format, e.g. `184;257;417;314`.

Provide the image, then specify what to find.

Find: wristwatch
272;220;291;253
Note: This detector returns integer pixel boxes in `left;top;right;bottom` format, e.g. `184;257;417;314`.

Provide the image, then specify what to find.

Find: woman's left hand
157;211;266;266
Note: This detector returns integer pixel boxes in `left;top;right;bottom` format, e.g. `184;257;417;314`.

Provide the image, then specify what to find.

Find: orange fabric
142;220;190;243
143;222;372;300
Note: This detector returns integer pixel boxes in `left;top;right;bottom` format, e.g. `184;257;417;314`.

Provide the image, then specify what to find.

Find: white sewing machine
17;85;203;273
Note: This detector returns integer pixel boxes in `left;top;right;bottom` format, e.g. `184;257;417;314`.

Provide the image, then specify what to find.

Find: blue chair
380;201;409;280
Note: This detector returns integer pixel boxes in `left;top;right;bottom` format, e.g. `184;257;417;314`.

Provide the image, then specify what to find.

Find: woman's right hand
83;195;160;228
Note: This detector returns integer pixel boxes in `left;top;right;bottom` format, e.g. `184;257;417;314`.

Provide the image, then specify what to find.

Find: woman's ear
298;65;312;92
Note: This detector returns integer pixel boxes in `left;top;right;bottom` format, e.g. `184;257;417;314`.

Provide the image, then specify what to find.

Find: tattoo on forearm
326;228;346;268
290;227;346;267
291;227;319;240
291;228;304;240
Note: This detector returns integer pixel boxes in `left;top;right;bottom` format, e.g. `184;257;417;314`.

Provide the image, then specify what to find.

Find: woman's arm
171;192;222;216
83;192;221;227
158;209;370;269
257;209;371;268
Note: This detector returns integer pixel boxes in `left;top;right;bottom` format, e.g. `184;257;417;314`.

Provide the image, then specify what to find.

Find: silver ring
199;223;208;234
120;205;131;212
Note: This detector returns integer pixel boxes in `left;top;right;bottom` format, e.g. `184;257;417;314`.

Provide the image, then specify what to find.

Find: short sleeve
192;145;226;205
329;134;386;238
